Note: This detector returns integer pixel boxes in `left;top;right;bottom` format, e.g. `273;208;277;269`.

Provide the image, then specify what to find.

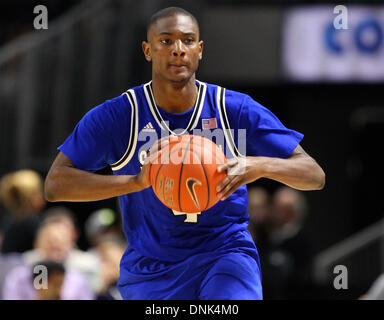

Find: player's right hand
134;136;171;190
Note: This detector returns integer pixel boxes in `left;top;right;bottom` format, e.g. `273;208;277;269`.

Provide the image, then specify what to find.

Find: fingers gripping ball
149;135;227;213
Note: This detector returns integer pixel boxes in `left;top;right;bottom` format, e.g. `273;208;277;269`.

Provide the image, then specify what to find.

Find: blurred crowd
0;169;127;300
0;169;382;300
247;185;384;300
247;185;312;299
0;1;81;46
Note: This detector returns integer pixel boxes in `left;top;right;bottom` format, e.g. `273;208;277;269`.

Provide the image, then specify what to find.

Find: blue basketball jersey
58;80;303;299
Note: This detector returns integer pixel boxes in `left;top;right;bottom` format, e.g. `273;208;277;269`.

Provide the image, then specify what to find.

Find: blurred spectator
21;217;98;298
84;208;127;299
0;170;45;254
85;208;125;247
38;206;101;292
95;240;125;300
2;259;92;300
255;186;312;299
33;260;65;300
42;206;80;244
247;186;271;243
0;210;10;249
360;273;384;300
0;253;24;299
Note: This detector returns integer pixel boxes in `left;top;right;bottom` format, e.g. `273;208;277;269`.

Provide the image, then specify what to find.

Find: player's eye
160;38;171;44
184;38;194;44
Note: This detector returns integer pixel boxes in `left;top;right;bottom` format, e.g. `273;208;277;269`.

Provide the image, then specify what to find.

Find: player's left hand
216;156;265;200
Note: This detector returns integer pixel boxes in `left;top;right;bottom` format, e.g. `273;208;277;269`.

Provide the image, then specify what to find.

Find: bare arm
217;144;325;200
261;144;325;190
44;152;151;202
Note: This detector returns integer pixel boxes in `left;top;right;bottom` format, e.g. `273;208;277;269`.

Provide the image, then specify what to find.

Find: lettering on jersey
186;178;202;210
138;149;147;166
137;131;158;165
172;210;201;223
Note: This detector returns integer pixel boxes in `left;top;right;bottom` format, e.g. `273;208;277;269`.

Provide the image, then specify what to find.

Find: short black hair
146;7;199;39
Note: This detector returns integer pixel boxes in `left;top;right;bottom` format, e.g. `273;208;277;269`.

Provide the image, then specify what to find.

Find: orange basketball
150;135;227;213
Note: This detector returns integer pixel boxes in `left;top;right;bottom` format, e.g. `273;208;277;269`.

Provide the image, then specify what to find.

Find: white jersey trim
143;80;207;136
110;89;139;171
216;86;242;158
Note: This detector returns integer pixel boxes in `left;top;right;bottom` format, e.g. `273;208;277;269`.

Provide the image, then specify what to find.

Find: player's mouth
169;64;188;70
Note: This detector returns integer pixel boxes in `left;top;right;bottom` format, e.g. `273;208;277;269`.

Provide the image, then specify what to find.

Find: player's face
143;15;203;83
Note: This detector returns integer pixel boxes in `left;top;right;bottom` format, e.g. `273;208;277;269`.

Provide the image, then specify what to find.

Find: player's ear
198;40;204;60
142;41;152;62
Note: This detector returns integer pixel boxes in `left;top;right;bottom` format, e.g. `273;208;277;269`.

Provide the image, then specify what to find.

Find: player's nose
171;39;186;57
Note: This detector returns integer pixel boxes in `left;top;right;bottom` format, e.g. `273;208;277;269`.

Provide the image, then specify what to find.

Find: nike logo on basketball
186;178;202;210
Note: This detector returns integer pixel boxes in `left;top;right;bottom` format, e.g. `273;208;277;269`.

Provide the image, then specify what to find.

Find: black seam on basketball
188;147;210;211
154;146;183;197
188;137;225;166
212;145;225;165
178;136;194;212
111;90;137;168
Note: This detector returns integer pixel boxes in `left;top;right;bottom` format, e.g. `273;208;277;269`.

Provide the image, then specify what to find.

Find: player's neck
151;76;198;114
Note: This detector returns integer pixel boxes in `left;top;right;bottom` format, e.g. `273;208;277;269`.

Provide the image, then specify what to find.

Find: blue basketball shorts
117;250;263;300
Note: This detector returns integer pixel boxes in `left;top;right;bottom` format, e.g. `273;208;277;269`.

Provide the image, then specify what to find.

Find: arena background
0;0;383;300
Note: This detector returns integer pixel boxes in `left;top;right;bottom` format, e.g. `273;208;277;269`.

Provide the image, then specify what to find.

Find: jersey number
172;210;201;223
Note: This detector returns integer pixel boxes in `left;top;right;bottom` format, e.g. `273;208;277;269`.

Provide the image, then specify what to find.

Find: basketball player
44;7;325;299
